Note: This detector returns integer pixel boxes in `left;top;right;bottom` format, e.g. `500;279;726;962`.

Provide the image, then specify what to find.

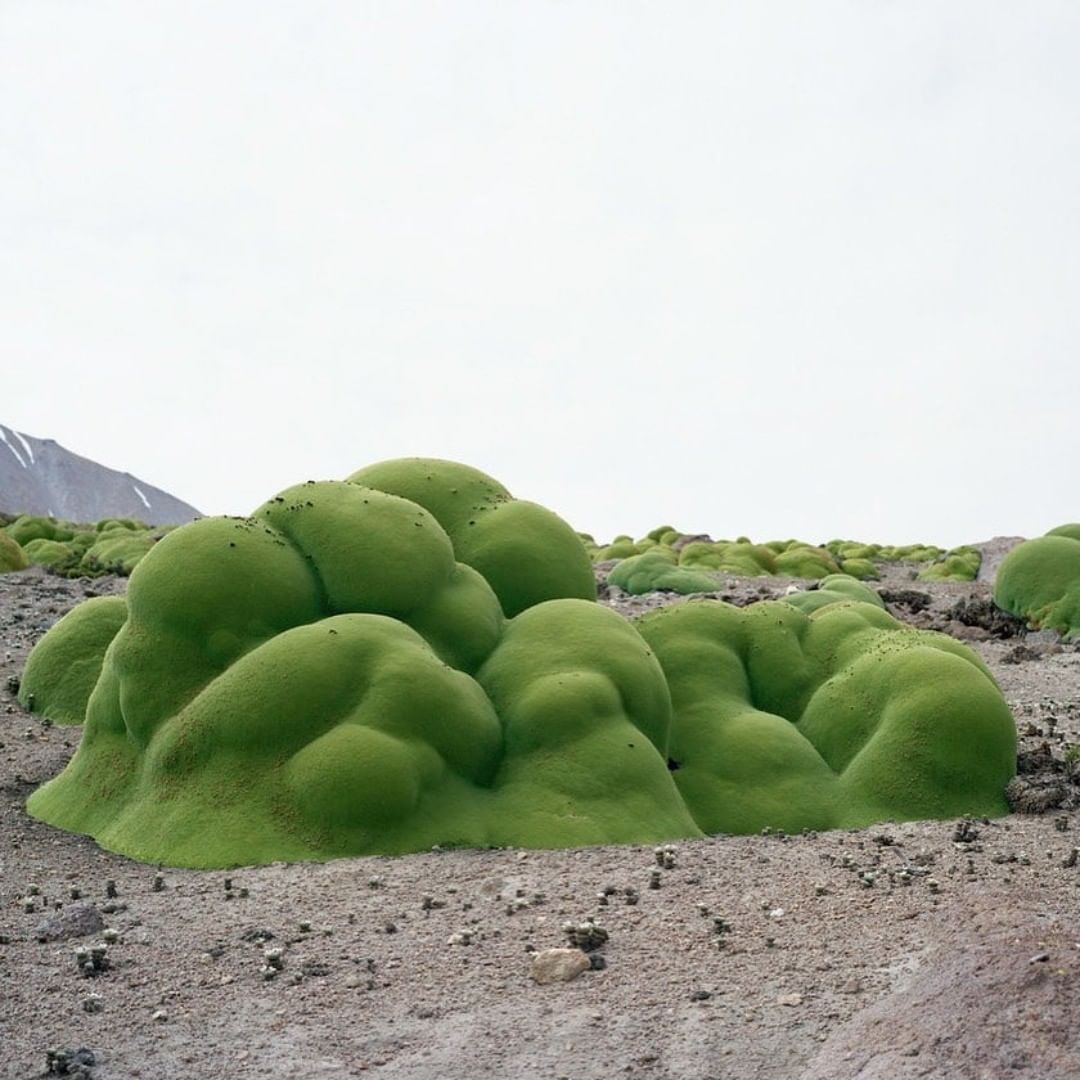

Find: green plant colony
20;460;1015;866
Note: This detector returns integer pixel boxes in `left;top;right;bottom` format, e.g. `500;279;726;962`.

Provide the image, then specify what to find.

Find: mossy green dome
1047;523;1080;542
607;549;721;595
21;460;1018;867
19;596;128;724
780;574;884;615
839;557;879;580
22;538;75;568
917;547;981;582
0;530;28;572
993;529;1080;640
638;599;1015;833
5;515;75;545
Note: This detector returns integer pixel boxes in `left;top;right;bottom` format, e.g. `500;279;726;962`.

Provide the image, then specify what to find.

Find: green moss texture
607;550;722;595
917;546;981;582
779;574;884;616
994;527;1080;640
638;599;1015;833
2;514;168;577
347;458;595;617
19;597;129;724
22;460;1016;867
591;531;965;589
1;530;29;572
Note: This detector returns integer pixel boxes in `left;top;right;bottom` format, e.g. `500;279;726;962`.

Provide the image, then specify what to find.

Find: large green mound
22;460;1016;867
639;599;1015;833
994;527;1080;640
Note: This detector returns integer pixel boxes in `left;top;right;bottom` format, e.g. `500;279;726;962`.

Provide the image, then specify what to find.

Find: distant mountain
0;425;201;525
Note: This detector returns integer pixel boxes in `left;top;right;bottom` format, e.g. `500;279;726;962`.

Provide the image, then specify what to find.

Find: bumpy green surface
839;557;879;580
3;514;167;577
639;599;1015;833
772;545;839;579
607;550;722;596
917;547;981;582
23;462;1017;867
780;575;884;615
0;531;28;572
22;538;80;569
83;529;158;574
5;515;74;546
347;459;595;617
20;597;129;724
1047;523;1080;542
994;529;1080;640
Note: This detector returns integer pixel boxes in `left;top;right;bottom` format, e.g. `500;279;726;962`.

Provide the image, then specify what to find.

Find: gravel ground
1;554;1078;1080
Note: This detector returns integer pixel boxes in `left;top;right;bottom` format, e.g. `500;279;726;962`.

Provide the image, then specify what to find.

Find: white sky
2;1;1077;547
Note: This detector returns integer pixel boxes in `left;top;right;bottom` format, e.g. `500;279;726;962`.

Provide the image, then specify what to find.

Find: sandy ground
2;554;1078;1080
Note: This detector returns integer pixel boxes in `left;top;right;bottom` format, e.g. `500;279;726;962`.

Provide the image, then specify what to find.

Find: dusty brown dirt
2;556;1079;1080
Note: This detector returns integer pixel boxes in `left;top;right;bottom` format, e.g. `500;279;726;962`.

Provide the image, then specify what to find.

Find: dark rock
879;589;932;615
1006;776;1068;814
35;904;104;943
947;598;1025;639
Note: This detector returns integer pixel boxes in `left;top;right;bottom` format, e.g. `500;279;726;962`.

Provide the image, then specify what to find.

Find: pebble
530;948;591;984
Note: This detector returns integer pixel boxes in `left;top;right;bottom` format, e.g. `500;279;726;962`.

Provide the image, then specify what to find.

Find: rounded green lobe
994;530;1080;640
781;574;884;615
349;457;595;616
255;482;456;618
608;549;721;595
0;530;29;572
19;596;128;724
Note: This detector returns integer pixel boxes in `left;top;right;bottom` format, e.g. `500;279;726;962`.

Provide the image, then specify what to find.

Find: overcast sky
2;2;1077;547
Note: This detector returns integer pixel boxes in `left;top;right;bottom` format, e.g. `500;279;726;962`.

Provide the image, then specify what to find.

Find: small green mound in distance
3;515;172;578
0;530;28;572
780;574;885;615
608;550;722;595
839;557;879;580
917;547;981;582
994;528;1080;640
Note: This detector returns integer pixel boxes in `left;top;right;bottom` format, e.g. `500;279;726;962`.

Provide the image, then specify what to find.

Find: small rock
35;904;104;943
777;992;803;1007
151;1009;168;1022
530;947;591;985
1029;952;1050;964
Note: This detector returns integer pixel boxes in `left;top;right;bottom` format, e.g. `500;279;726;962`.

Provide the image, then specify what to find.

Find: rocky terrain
1;553;1078;1079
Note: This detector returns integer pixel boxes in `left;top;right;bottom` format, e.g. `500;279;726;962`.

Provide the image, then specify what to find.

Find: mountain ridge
0;425;200;525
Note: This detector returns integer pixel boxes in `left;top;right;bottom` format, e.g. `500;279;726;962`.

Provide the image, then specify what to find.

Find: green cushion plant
994;526;1080;640
21;459;1017;867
